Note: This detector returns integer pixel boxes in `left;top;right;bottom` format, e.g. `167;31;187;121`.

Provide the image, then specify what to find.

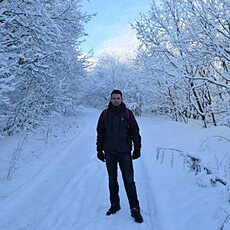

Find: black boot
131;207;143;223
106;204;121;215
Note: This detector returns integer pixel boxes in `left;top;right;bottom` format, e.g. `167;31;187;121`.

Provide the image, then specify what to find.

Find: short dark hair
111;89;123;98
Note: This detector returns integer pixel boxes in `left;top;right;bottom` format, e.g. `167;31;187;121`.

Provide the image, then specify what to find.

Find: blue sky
82;0;151;58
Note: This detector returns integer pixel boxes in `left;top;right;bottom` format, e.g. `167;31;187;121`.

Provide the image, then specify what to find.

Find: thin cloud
82;0;151;59
97;25;140;59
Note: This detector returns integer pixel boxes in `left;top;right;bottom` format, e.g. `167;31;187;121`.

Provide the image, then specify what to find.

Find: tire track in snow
135;158;162;230
32;108;104;230
134;117;163;230
36;161;107;230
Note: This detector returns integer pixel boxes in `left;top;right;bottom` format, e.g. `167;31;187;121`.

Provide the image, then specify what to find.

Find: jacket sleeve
129;110;141;150
96;112;105;151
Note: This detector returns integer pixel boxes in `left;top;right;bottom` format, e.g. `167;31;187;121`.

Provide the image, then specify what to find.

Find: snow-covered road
1;107;229;230
0;108;159;230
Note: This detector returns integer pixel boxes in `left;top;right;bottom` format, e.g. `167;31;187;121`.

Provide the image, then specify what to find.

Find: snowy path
0;108;160;230
1;107;229;230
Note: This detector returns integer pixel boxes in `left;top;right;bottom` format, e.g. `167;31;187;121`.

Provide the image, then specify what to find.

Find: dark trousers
105;152;139;209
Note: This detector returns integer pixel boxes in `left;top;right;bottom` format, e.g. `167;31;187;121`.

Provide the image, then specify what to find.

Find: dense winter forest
1;0;229;136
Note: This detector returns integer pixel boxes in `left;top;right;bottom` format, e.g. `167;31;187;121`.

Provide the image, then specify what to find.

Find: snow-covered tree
133;0;230;127
0;0;91;135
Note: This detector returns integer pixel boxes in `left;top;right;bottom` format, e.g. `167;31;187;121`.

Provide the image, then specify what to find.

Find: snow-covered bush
156;135;230;229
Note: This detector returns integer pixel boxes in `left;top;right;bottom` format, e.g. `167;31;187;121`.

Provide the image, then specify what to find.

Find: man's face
111;93;123;107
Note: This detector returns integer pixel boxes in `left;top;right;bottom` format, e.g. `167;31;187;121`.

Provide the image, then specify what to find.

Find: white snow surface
0;106;230;230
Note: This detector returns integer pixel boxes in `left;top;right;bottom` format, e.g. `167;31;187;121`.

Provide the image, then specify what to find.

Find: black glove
97;149;105;162
132;149;141;160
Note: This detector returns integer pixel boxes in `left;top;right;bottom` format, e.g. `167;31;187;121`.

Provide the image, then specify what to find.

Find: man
96;89;143;223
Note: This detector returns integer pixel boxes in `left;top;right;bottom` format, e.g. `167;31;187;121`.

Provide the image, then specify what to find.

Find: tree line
1;0;229;136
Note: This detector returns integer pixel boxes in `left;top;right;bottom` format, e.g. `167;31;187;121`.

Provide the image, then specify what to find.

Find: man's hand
132;149;141;160
97;149;105;162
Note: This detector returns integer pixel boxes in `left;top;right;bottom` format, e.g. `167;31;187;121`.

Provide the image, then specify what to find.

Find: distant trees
82;53;143;115
133;0;230;127
0;0;91;135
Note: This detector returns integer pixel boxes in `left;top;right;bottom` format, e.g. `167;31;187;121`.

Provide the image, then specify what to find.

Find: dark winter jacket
96;102;141;153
